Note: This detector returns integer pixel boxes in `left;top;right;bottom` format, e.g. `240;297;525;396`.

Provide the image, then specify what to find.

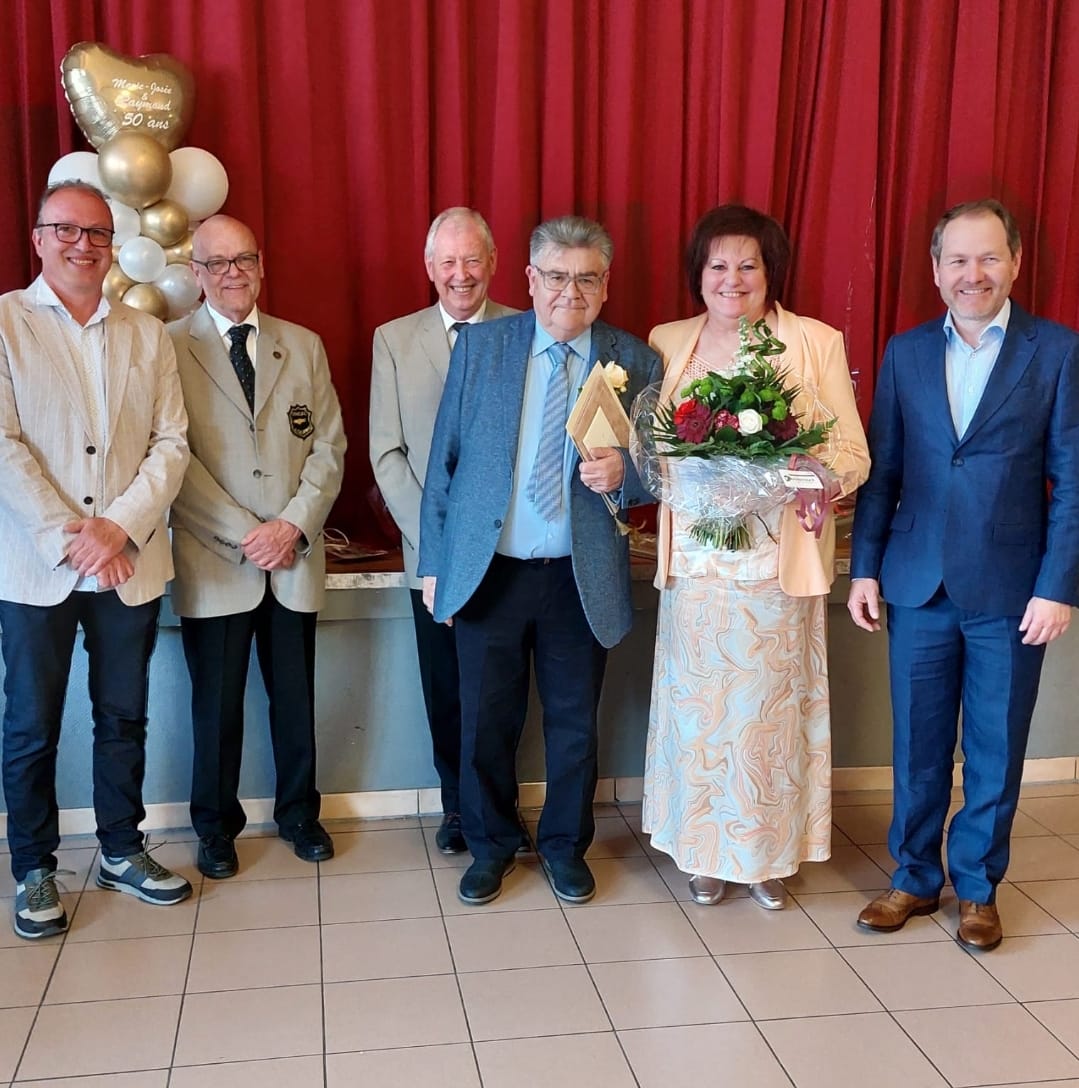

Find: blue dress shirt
497;326;591;558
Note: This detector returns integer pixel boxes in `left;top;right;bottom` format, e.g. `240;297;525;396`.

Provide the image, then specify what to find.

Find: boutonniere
602;360;629;394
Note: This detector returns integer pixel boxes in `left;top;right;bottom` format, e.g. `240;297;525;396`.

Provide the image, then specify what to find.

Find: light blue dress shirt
496;326;591;558
944;298;1010;438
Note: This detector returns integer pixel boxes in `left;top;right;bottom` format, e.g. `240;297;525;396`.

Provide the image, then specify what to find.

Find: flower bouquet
631;317;835;550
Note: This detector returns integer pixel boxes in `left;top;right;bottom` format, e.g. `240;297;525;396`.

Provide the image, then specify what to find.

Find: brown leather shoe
957;900;1003;951
857;888;940;932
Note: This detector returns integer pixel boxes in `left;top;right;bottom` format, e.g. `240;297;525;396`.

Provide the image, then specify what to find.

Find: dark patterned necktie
227;324;255;410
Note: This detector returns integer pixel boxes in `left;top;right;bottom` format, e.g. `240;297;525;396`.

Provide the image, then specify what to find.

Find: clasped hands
242;518;302;571
64;516;133;589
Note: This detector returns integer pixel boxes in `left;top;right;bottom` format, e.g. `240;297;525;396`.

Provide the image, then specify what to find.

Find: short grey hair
529;215;613;267
424;207;495;261
36;179;113;226
930;198;1021;262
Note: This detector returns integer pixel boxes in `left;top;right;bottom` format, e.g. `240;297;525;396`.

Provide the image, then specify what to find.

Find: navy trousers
181;587;319;839
0;592;160;881
409;587;462;814
886;589;1045;904
454;555;606;862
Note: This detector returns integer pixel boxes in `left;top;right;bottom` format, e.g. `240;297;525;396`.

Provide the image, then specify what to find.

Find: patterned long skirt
642;577;832;882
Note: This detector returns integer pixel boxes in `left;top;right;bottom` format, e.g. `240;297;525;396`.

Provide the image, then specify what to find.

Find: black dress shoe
542;856;595;903
435;813;467;855
458;857;515;905
197;834;238;879
279;820;334;862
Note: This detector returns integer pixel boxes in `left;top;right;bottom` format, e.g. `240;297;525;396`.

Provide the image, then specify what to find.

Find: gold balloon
98;132;173;209
164;231;194;264
122;282;169;321
103;263;137;306
112;243;123;262
61;42;195;152
140;199;189;247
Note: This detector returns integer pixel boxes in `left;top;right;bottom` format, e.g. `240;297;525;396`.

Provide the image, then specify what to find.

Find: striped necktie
528;342;571;520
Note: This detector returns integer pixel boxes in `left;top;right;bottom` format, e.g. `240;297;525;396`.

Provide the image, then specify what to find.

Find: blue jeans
0;592;160;881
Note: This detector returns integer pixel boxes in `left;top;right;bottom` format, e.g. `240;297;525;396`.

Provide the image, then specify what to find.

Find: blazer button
83;496;93;505
253;469;262;478
952;456;964;466
86;445;96;455
494;519;502;528
249;424;255;433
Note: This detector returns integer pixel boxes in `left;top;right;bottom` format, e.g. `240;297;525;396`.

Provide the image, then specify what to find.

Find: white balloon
165;147;229;221
47;151;101;190
108;200;142;244
118;236;167;284
153;264;202;319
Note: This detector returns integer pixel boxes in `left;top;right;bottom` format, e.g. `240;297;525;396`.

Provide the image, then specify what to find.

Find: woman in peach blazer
641;205;870;909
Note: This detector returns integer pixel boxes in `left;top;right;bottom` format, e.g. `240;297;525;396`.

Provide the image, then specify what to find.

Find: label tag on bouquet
779;468;824;489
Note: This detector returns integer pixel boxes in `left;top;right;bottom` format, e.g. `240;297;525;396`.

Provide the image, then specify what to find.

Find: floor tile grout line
535;813;644;1087
316;857;329;1088
1019;998;1079;1063
165;862;204;1087
417;815;486;1086
9;844;98;1084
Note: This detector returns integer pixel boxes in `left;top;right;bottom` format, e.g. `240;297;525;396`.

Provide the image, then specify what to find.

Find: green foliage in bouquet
653;317;834;458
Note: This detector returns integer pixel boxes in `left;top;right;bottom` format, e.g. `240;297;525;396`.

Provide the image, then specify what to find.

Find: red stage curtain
4;0;1078;543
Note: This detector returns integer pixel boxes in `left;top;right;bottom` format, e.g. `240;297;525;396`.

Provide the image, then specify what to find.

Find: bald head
190;215;264;323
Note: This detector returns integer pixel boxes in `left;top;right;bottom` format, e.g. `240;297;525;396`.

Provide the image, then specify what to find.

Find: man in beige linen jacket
0;181;191;940
169;214;346;881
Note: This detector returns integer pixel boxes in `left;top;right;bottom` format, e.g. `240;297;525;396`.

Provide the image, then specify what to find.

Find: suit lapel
500;313;533;469
659;314;707;402
958;309;1037;446
187;305;252;418
20;298;94;439
253;319;286;420
103;306;133;449
916;322;960;446
418;305;451;382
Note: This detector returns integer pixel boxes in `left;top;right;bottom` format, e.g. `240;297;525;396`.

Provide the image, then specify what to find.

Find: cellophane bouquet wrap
630;318;837;550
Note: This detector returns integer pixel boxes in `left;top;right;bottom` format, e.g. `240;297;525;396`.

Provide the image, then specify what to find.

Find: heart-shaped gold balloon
61;42;195;152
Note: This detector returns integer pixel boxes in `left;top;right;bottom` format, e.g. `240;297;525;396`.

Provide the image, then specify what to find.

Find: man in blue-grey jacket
849;199;1079;950
419;215;661;906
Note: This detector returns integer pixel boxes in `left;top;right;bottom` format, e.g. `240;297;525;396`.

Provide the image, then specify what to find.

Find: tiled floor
3;784;1079;1086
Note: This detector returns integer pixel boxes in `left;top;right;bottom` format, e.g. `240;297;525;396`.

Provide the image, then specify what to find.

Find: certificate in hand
565;362;631;460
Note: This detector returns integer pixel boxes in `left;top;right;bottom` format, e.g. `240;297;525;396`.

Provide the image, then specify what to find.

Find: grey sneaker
14;867;68;939
97;849;192;905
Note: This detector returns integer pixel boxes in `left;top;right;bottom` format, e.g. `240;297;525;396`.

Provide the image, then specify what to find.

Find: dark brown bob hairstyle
685;204;791;309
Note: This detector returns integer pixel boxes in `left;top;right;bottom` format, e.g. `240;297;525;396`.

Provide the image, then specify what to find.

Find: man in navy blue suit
848;199;1079;950
419;215;661;907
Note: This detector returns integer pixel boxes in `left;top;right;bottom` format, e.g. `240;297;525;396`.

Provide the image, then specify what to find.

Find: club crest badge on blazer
288;403;315;438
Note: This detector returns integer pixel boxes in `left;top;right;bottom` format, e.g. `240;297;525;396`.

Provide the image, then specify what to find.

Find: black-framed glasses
531;266;607;295
36;222;114;248
191;253;260;276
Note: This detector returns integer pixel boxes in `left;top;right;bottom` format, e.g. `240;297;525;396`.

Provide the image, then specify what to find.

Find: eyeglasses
191;253;260;276
36;222;114;248
532;266;607;295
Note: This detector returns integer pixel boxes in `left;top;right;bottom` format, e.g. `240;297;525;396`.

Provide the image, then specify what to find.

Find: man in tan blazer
169;214;346;879
0;181;191;939
370;207;516;854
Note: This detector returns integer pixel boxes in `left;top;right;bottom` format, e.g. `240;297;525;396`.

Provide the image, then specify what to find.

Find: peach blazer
649;303;870;597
